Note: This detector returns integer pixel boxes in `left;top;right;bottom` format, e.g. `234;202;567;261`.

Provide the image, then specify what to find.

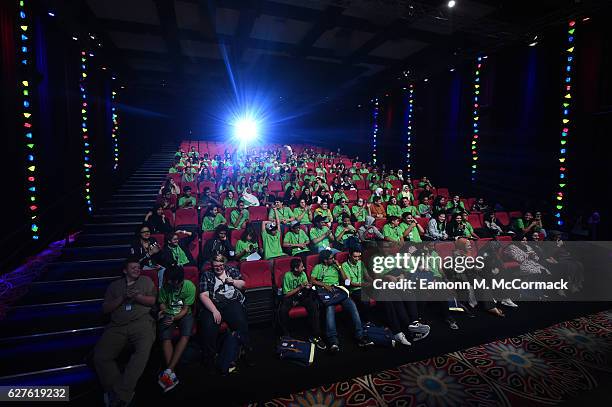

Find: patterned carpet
249;309;612;407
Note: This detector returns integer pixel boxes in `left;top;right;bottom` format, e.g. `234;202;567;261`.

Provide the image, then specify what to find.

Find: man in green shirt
177;186;196;209
278;258;325;348
383;216;403;243
398;213;424;243
335;214;358;249
400;197;418;217
309;215;339;254
282;221;311;256
341;248;372;321
310;250;372;351
229;201;249;230
261;221;285;259
332;198;351;222
157;266;196;392
269;199;295;228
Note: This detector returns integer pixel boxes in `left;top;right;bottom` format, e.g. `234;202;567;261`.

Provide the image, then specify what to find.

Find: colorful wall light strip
111;86;120;170
19;0;39;240
471;56;484;182
406;84;414;177
80;50;93;212
555;20;576;227
372;97;379;164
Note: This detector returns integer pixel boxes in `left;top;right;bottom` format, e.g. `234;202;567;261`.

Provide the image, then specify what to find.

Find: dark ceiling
45;0;609;108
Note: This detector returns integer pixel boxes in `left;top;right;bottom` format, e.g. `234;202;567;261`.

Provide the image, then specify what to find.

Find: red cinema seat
358;189;372;201
151;234;165;249
163;209;175;226
346;190;358;202
268;181;283;192
167;173;181;183
181;181;197;192
201;231;215;242
354;180;366;190
198;181;216;194
437;188;450;197
335;252;349;264
416;217;429;229
497;235;512;242
240;260;272;289
326;174;335;184
374;218;386;230
434;242;455;259
305;254;319;277
273;257;299;291
224;207;235;223
231;228;245;247
183;266;199;286
467;214;483;229
509;211;522;220
390;180;402;190
495;211;511;226
249;206;268;221
175;208;197;227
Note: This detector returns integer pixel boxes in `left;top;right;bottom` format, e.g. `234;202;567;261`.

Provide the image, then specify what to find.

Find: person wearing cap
310;215;339;254
335;214;359;250
261;220;285;260
332;198;351;222
282;221;311;256
310;250;373;351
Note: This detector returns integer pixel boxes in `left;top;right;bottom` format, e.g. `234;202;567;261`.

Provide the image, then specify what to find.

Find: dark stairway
0;147;176;396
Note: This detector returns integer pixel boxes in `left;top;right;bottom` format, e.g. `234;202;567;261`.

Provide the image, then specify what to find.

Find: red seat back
335;251;349;264
467;214;483;229
248;206;268;221
358;189;372;201
346;190;358;202
272;256;299;289
354;180;366;190
495;211;510;226
198;181;216;194
240;260;272;289
437;188;450;197
175;208;197;226
305;254;320;277
268;181;283;192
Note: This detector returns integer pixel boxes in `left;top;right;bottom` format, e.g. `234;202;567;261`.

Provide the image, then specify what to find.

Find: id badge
125;304;132;311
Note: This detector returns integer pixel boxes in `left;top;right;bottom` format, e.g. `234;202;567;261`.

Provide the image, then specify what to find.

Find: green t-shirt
262;229;284;259
284;229;310;255
309;226;331;250
159;280;196;316
169;244;190;266
332;192;348;203
314;208;332;222
293;207;312;224
230;209;249;229
332;205;350;221
311;264;340;286
428;250;443;278
383;224;403;242
342;260;364;292
202;213;226;231
463;221;475;237
401;206;418;216
282;271;308;294
387;204;401;217
351;205;367;222
418;204;431;215
335;224;357;243
269;207;294;222
235;239;258;260
398;222;422;242
178;196;196;208
223;198;237;208
168;167;178;174
369;183;380;191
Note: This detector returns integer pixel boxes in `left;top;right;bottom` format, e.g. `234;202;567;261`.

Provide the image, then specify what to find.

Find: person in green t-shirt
386;196;402;217
202;206;226;231
314;201;333;222
268;199;295;226
398;213;424;243
335;214;358;249
157;266;196;390
229;201;249;230
418;196;432;218
332;188;348;204
383;216;404;243
446;195;468;215
177;186;196;209
261;221;285;259
400;197;418;217
234;227;261;261
282;221;310;256
310;250;371;350
310;215;339;254
278;258;324;347
162;231;195;267
352;199;368;222
332;199;351;222
293;199;313;225
340;247;372;321
222;190;238;209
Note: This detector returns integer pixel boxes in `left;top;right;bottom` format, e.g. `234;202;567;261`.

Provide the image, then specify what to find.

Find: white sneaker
393;332;411;346
501;298;518;308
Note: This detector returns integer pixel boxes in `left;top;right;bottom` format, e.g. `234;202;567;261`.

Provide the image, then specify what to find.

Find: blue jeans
325;297;363;345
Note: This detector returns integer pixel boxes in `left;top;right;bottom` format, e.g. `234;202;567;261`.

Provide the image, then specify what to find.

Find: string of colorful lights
471;56;483;182
406;84;414;177
555;20;576;227
80;50;93;212
372;97;379;164
19;0;39;240
111;87;120;170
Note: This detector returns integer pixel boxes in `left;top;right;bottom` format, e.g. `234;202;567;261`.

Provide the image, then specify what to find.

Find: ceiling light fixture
448;0;456;8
